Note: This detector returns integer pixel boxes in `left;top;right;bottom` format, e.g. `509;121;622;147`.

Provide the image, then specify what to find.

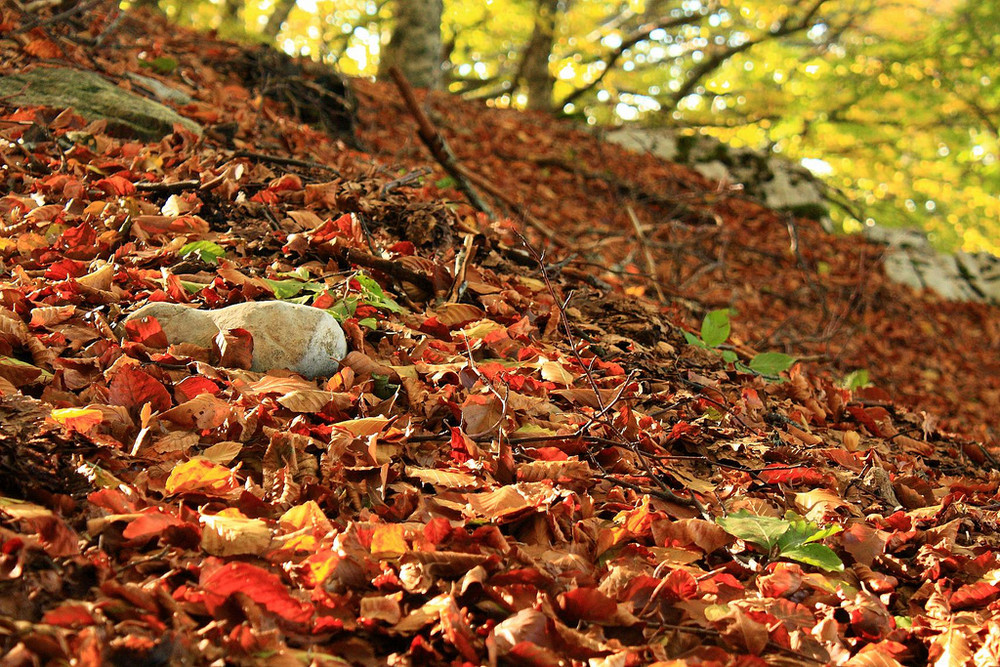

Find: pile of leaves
1;4;1000;665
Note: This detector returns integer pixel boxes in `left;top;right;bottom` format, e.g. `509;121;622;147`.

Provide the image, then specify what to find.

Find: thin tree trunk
520;0;560;111
222;0;242;22
378;0;444;90
263;0;297;40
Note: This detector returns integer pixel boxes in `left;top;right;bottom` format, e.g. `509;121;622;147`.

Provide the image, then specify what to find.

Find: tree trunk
521;0;560;111
222;0;242;22
378;0;444;90
263;0;297;40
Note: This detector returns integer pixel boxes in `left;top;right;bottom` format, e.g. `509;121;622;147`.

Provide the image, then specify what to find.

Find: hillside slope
1;4;999;665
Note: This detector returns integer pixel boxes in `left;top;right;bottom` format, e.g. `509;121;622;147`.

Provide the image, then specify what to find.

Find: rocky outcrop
0;67;200;139
864;226;1000;303
604;127;1000;304
603;127;829;221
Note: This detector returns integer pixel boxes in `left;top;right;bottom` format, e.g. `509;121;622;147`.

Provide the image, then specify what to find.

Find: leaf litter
0;2;999;665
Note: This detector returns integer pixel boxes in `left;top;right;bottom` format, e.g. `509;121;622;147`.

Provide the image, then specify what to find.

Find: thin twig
387;66;495;218
380;166;431;196
324;242;436;297
15;0;102;33
454;162;563;244
232;149;341;176
626;205;667;303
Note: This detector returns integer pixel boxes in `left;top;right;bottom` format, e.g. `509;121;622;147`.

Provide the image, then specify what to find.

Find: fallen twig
324;242;436;297
626;205;667;303
15;0;102;33
387;66;495;218
232;149;341;177
453;162;563;245
380;166;431;196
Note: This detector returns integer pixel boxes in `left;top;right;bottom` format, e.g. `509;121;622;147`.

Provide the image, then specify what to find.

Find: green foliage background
147;0;999;254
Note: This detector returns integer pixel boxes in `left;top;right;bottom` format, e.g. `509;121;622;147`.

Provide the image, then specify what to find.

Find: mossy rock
0;67;201;139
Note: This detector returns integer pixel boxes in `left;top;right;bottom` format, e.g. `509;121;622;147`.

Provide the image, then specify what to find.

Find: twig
519;232;696;507
133;179;201;194
324;242;436;296
447;233;476;303
626;205;667;303
387;66;495;218
453;162;563;245
380;166;431;196
93;4;123;47
232;149;341;177
15;0;103;33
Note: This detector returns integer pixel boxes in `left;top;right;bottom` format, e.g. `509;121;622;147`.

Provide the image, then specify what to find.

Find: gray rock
123;301;347;378
126;72;193;105
882;253;925;291
0;67;201;139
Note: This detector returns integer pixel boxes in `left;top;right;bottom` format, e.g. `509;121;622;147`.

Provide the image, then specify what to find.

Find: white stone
882;253;925;291
123;301;347;378
693;161;732;183
761;168;825;210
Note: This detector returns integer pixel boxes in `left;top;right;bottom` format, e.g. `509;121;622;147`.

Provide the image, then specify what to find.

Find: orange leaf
50;407;103;433
200;561;313;624
558;587;617;623
370;523;408;558
108;365;172;412
164;458;239;496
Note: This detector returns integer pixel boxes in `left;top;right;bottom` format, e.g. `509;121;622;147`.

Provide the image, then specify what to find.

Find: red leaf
123;509;187;541
557;587;617;623
200;561;313;624
173;376;220;403
95;175;137;197
661;568;699;601
213;327;253;370
42;604;96;628
108;365;172;412
950;582;1000;610
758;465;829;487
24;37;62;58
124;316;170;348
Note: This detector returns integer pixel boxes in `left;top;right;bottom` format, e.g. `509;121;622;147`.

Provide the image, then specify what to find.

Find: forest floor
1;4;1000;666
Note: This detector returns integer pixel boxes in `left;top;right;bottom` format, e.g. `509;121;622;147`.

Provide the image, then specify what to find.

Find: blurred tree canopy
146;0;999;253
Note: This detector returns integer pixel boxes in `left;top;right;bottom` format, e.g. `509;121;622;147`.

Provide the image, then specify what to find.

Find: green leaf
179;241;225;264
180;280;207;294
841;369;871;390
140;56;178;74
262;278;305;300
701;309;731;348
359;317;377;329
355;273;402;313
683;331;706;348
327;298;357;322
748;352;796;376
781;543;844;572
716;511;791;552
721;349;738;363
435;176;457;189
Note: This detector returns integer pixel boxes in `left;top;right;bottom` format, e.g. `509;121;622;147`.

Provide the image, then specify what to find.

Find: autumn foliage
0;4;999;666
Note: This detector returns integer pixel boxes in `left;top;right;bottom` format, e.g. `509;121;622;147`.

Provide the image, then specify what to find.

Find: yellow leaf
200;514;272;556
164;458;238;496
539;361;576;386
50;407;103;433
279;501;333;533
370;523;408;558
334;417;390;437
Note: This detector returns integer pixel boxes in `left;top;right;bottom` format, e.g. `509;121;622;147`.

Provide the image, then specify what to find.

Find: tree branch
559;11;709;108
665;0;831;111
